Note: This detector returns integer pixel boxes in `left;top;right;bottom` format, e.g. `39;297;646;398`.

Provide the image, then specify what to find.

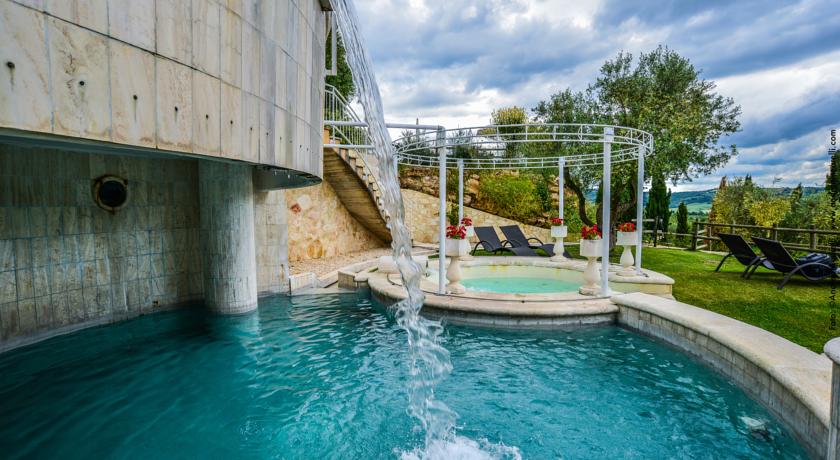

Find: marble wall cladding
285;180;384;262
0;0;325;179
254;190;288;295
0;144;203;346
198;161;257;313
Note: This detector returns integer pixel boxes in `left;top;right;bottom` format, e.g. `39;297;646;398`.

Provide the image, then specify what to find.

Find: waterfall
329;2;520;458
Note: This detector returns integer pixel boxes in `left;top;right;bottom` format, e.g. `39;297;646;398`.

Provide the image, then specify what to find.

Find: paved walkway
289;247;394;277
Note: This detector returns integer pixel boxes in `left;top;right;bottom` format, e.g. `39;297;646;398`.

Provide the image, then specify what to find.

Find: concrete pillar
825;338;840;460
198;161;258;314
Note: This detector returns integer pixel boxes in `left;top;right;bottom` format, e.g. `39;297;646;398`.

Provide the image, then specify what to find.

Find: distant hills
585;186;824;214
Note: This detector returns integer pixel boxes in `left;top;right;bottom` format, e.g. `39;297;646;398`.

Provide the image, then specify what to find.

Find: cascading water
329;2;519;458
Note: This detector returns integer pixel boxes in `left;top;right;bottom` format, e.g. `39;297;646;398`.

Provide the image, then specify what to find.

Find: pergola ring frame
390;123;653;296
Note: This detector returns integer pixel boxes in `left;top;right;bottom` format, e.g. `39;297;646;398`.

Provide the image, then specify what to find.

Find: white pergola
392;123;654;296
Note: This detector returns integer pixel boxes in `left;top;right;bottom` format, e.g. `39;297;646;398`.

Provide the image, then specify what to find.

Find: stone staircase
322;145;392;243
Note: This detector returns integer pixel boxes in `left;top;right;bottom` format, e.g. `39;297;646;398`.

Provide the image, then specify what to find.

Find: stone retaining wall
402;188;551;244
285;180;384;262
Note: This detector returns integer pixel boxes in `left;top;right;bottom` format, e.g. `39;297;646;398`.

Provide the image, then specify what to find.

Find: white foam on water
399;436;523;460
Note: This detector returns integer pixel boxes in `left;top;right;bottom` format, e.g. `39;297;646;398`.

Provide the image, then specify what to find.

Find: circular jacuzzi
429;265;583;294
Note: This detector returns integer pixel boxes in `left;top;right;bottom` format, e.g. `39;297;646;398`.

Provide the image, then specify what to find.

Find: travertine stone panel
254;190;288;294
46;0;107;34
0;1;51;133
156;57;192;152
109;40;155;147
259;37;276;102
107;0;155;52
220;7;242;87
192;70;221;156
0;145;202;347
286;181;384;262
11;0;43;9
155;0;191;63
221;83;242;159
273;107;287;167
241;22;260;95
48;17;111;140
259;99;275;166
192;0;220;77
1;0;325;179
224;0;242;17
242;91;260;162
198;161;257;314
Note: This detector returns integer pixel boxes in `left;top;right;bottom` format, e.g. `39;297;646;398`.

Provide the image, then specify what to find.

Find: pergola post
601;127;613;296
635;144;645;274
437;128;446;294
457;158;464;223
558;157;565;219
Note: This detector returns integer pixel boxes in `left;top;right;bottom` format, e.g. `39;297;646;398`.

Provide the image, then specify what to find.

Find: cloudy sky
352;0;840;191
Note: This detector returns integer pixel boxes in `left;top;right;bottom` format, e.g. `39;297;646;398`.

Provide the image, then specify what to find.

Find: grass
460;245;836;352
576;245;835;353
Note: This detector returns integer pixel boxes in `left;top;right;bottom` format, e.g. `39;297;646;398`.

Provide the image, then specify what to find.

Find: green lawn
585;246;836;353
463;246;837;352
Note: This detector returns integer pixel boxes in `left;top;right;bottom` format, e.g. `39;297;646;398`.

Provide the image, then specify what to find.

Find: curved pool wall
367;269;833;459
0;0;332;349
0;292;813;458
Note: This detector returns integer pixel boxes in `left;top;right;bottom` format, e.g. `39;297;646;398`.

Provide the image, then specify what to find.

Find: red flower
581;225;601;240
446;225;467;240
551;217;564;225
461;217;473;226
617;222;636;232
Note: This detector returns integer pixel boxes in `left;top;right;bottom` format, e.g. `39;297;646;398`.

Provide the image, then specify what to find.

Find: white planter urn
444;238;469;294
616;231;637;277
579;238;602;295
550;225;568;261
461;226;475;261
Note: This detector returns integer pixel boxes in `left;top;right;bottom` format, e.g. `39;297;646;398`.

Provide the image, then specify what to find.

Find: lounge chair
752;237;840;289
500;225;569;258
472;226;537;256
715;233;774;278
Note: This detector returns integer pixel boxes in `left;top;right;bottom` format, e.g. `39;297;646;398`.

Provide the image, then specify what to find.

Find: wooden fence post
772;224;779;241
653;216;659;247
810;225;817;250
691;221;698;251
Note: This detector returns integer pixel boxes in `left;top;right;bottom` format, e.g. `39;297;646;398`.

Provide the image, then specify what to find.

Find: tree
709;175;762;225
645;173;672;236
749;197;791;227
676;202;690;244
325;34;355;100
533;46;741;229
483;106;528;158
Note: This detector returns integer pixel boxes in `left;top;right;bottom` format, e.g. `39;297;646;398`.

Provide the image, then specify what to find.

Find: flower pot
551;225;567;238
616;231;636;246
445;238;469;257
579;238;602;258
465;225;475;238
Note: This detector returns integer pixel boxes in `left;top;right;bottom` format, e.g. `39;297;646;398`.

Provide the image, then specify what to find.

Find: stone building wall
0;0;326;177
402;189;551;244
400;167;565;227
0;145;203;350
254;190;288;295
286;181;385;262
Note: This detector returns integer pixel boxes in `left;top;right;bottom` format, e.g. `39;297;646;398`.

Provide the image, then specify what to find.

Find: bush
477;173;543;223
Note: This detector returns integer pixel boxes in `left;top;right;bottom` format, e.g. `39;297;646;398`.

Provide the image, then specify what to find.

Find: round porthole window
93;175;129;213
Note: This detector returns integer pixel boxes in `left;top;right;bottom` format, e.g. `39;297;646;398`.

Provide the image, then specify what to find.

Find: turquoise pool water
460;276;579;294
0;293;806;459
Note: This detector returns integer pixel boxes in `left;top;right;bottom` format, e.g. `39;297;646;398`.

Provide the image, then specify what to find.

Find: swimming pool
0;292;807;459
